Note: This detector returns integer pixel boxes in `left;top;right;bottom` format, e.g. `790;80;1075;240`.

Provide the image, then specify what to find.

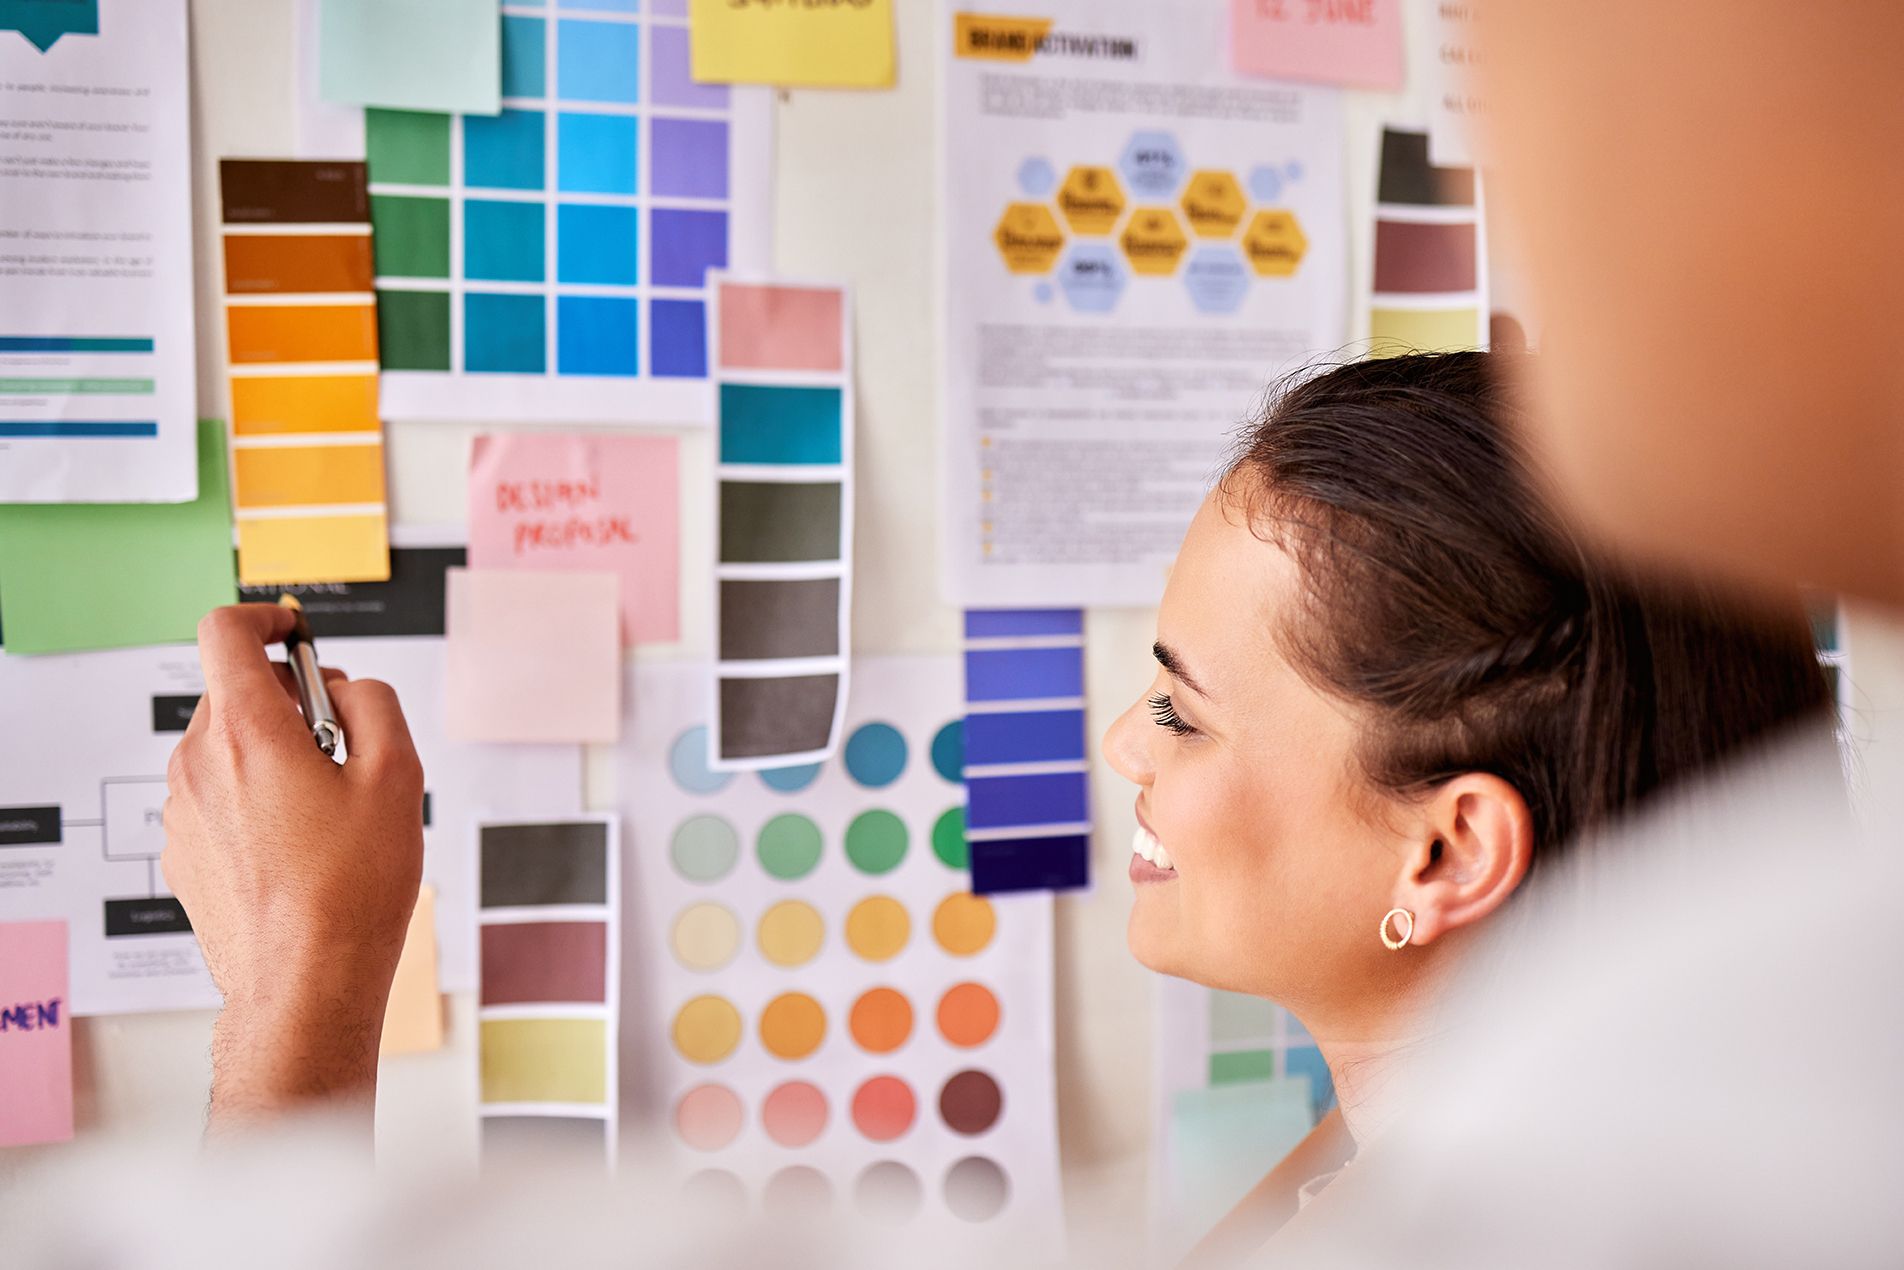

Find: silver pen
278;594;346;762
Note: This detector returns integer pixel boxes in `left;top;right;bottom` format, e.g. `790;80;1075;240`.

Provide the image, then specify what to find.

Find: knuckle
197;606;237;642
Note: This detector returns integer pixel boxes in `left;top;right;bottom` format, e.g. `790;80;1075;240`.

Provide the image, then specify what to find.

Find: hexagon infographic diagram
1056;244;1129;313
1180;170;1245;238
1118;130;1187;199
1241;210;1308;277
1120;207;1189;276
1056;165;1126;234
994;203;1067;274
1182;246;1250;314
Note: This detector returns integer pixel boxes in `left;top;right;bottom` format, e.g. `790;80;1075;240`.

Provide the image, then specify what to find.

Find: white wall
10;2;1903;1250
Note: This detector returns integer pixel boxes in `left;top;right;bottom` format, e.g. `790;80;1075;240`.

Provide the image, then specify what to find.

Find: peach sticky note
716;282;846;373
0;920;75;1147
1231;0;1404;90
467;434;680;646
445;568;621;744
381;885;445;1057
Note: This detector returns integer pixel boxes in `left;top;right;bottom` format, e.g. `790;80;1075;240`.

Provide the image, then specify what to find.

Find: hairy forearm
206;977;387;1137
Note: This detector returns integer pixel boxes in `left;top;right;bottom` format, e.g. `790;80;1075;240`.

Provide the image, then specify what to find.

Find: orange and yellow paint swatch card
219;160;391;584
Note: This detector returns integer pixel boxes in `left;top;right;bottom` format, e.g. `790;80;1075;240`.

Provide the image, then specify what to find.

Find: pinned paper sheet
468;433;680;646
0;920;74;1147
1230;0;1403;89
1369;128;1487;356
445;568;621;744
381;885;445;1056
478;818;618;1167
319;0;501;117
688;0;894;89
0;419;237;654
709;276;854;770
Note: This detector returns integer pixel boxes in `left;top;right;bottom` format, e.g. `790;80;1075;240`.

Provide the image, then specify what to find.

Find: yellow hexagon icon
1180;170;1245;238
1241;209;1308;277
993;202;1066;274
1057;165;1126;234
1120;207;1189;276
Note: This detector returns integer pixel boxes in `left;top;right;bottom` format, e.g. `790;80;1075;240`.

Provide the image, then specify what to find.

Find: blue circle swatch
930;721;963;783
759;763;823;793
844;722;909;788
670;727;735;795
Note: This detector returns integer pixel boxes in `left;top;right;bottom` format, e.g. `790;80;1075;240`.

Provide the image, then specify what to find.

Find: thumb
328;677;422;779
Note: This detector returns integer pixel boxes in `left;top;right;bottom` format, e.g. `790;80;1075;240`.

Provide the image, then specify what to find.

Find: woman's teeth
1132;825;1175;872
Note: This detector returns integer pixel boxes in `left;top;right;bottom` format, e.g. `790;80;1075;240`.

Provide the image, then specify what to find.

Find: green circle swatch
757;813;824;880
672;815;740;883
845;809;909;875
931;807;968;869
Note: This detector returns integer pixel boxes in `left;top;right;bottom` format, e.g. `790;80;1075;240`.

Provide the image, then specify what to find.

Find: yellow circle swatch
844;895;911;962
760;991;827;1060
758;899;826;968
932;893;996;956
674;995;743;1065
672;902;741;971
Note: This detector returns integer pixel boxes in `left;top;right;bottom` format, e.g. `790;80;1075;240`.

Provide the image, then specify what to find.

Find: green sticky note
320;0;501;117
0;420;238;654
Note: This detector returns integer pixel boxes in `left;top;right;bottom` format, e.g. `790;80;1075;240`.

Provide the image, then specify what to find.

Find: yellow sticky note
689;0;895;89
380;886;445;1056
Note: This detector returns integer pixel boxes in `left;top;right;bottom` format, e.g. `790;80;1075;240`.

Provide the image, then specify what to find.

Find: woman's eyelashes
1147;692;1198;737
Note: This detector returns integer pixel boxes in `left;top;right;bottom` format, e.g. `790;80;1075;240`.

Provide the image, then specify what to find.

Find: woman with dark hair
1103;350;1833;1257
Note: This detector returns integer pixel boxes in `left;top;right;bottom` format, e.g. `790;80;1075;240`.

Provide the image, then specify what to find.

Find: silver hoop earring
1380;907;1415;951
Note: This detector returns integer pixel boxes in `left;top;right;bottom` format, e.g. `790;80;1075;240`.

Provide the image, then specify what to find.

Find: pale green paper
0;420;238;654
319;0;501;117
1168;1077;1316;1241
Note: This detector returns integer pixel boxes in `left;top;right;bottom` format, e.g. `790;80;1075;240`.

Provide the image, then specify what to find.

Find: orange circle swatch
849;987;914;1054
760;991;827;1060
845;895;911;962
850;1074;917;1142
937;982;1001;1047
932;893;996;956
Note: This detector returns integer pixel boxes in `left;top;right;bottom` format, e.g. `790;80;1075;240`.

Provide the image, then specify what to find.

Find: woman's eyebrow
1152;641;1214;701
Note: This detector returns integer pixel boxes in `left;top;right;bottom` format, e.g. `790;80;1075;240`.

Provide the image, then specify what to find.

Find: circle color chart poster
619;658;1061;1256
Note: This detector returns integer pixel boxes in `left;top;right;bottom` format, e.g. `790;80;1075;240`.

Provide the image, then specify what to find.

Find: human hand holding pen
161;604;425;1136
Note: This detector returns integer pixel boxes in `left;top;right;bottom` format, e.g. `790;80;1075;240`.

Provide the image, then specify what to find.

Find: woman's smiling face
1102;490;1410;1019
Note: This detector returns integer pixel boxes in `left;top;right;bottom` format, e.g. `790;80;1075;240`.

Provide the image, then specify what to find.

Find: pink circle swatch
850;1075;917;1143
675;1083;744;1151
761;1080;829;1148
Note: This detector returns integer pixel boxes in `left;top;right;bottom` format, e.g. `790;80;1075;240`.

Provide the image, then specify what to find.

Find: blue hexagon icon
1248;163;1284;202
1056;244;1128;314
1016;157;1057;197
1119;130;1187;199
1182;245;1250;315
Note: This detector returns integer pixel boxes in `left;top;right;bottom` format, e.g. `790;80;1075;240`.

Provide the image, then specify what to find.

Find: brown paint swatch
224;234;374;294
939;1069;1003;1135
480;921;608;1005
719;674;839;759
719;481;843;563
1372;219;1478;293
220;159;371;224
718;578;841;660
480;822;609;908
1375;129;1475;208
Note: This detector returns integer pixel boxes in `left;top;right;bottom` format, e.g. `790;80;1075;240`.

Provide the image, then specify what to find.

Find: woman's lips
1130;808;1177;883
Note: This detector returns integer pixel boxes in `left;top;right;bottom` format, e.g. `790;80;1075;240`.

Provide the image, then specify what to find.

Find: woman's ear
1393;774;1533;946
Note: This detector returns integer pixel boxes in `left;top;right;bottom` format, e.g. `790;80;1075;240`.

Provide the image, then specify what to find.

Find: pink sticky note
468;434;679;646
444;568;621;744
716;281;845;372
0;920;74;1148
1231;0;1404;89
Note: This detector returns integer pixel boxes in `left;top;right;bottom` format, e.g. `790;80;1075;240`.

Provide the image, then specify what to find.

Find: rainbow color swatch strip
1367;128;1486;355
477;816;620;1167
962;610;1091;893
363;3;770;423
219;159;392;585
708;277;853;770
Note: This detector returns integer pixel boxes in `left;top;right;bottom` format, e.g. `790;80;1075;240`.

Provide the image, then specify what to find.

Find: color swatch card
709;277;854;771
619;658;1062;1253
219;159;392;585
445;567;622;744
0;919;74;1147
1368;128;1487;356
1230;0;1404;89
468;432;681;645
363;4;773;424
962;611;1091;894
0;419;237;655
320;0;502;117
688;0;895;88
478;817;619;1167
